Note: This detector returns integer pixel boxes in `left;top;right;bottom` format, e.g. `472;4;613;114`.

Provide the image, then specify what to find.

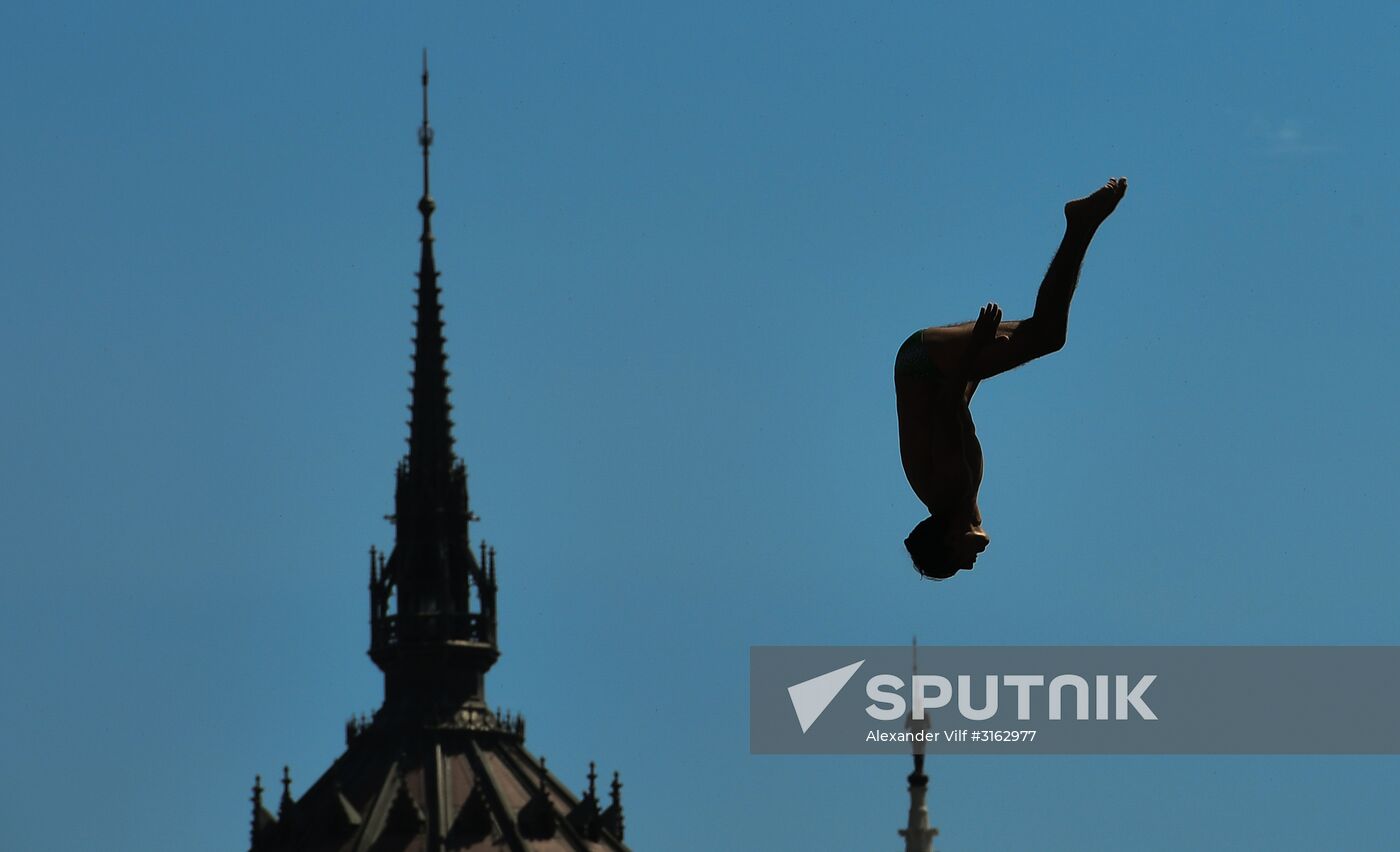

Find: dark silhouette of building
247;57;631;852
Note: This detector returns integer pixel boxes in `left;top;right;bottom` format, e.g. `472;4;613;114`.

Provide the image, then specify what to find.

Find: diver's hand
959;302;1002;382
970;302;1002;350
951;303;1000;401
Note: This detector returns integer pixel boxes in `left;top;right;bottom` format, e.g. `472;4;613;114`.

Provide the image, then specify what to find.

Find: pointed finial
420;49;431;141
588;761;598;799
279;766;294;818
602;770;624;840
251;775;266;847
418;49;434;210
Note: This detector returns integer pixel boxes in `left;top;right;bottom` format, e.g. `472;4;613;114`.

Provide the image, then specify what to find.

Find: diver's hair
904;515;956;580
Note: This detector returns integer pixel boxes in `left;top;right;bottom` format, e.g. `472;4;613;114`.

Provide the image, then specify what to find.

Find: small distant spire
567;760;604;841
600;770;625;841
279;766;294;820
906;637;930;767
250;775;266;849
901;638;937;852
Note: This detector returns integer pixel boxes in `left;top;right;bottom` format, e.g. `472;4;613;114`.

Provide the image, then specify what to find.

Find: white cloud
1263;118;1334;156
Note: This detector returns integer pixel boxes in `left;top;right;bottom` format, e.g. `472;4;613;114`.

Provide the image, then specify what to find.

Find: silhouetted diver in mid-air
895;177;1128;580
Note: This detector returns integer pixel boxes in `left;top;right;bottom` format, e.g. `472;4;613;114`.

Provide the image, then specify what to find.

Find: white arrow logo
787;660;865;733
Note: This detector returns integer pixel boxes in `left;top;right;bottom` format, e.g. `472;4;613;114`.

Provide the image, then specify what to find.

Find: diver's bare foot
1064;177;1127;232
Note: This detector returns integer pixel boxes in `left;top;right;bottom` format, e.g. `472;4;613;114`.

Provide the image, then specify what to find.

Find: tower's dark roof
253;723;627;852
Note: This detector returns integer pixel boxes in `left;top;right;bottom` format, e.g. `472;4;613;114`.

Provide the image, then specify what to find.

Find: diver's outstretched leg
1027;176;1129;352
957;177;1128;381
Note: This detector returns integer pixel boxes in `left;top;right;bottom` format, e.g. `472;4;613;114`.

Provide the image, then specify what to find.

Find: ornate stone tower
247;55;631;852
898;753;938;852
898;639;938;852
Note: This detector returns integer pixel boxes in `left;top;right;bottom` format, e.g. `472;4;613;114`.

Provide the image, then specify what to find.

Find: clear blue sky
3;2;1399;850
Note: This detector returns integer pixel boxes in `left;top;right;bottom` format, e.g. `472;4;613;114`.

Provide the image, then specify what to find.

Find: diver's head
904;515;990;580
